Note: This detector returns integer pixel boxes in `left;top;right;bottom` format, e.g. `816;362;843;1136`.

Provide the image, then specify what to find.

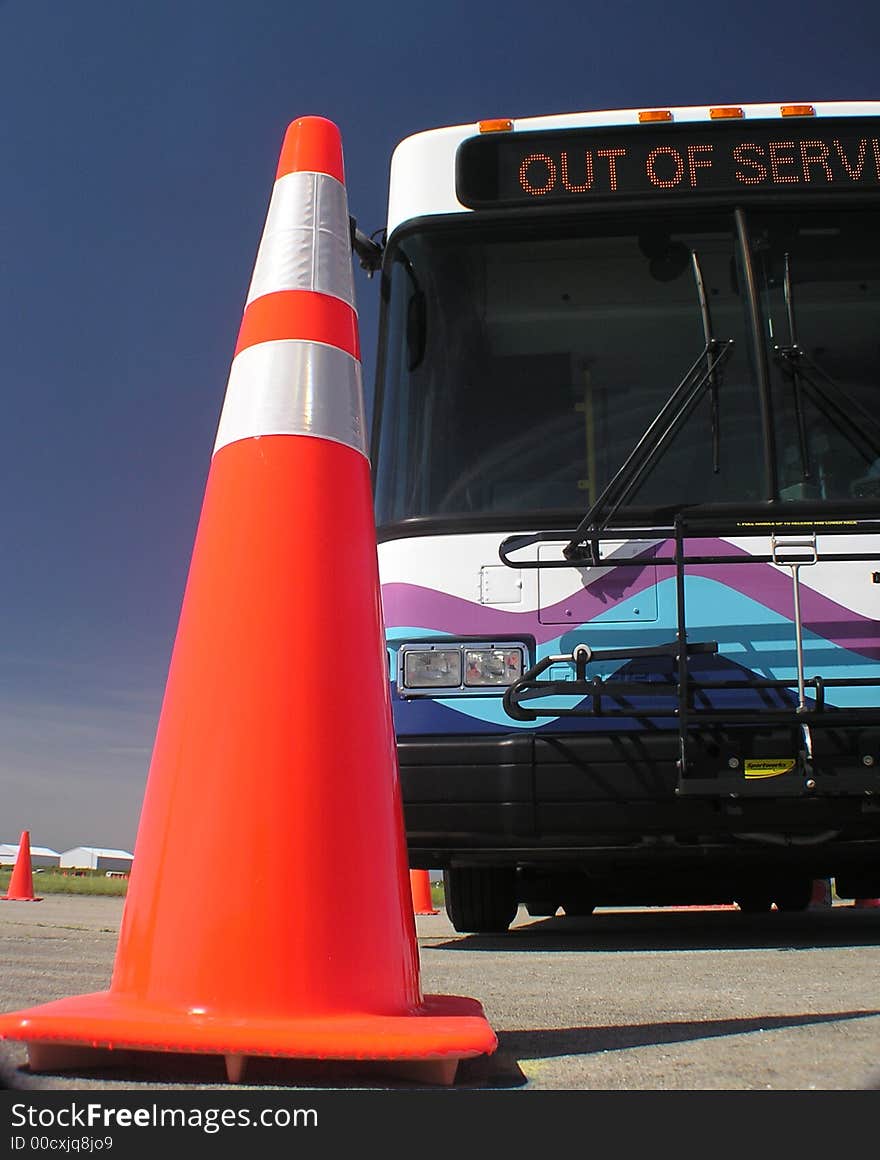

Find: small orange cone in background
0;116;496;1086
1;830;42;902
410;869;439;915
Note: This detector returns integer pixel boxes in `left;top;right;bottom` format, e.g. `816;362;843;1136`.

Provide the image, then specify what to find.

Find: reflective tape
246;171;355;308
213;339;367;457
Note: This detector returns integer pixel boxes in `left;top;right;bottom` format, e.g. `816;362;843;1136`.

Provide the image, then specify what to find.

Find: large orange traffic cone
0;116;496;1086
1;831;42;902
410;869;439;915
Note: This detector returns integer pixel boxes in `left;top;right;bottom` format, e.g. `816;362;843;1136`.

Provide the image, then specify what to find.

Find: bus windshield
372;206;880;527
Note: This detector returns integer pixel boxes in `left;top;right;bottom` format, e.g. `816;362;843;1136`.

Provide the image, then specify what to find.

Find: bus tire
443;867;517;934
774;877;814;912
560;888;595;917
735;892;774;914
561;903;595;917
835;873;880;900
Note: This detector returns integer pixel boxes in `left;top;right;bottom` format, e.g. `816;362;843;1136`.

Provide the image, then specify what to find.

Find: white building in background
0;843;61;869
60;847;134;873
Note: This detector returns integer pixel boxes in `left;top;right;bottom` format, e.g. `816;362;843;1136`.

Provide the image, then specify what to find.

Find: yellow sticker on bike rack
744;758;796;779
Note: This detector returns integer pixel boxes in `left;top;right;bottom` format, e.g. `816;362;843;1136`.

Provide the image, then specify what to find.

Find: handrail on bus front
498;521;880;570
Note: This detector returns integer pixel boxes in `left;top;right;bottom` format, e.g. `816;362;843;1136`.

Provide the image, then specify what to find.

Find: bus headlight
402;648;463;689
465;648;524;686
397;642;526;694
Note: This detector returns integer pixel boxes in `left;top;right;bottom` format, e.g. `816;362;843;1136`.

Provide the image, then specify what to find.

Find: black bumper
398;730;880;873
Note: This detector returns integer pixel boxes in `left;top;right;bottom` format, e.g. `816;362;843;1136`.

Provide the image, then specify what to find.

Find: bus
362;100;880;932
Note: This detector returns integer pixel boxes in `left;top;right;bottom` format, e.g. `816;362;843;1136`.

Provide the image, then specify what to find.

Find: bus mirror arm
349;216;384;276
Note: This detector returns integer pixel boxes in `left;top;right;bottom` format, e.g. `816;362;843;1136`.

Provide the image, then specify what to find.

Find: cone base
1;896;43;902
0;990;497;1086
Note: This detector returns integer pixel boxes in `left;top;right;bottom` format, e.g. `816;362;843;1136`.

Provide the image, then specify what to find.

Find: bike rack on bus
499;514;880;800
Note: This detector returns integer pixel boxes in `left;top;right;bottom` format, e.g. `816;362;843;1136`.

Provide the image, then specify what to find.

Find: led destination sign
456;119;880;208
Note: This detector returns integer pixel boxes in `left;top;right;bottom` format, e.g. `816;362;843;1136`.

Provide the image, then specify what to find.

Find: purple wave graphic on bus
381;542;880;735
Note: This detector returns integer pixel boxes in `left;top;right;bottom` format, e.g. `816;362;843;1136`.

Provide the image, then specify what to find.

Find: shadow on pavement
430;907;880;953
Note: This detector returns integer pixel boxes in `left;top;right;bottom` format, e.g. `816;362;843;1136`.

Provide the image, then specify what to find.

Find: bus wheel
774;877;814;912
525;901;560;917
560;889;595;917
443;867;517;934
735;892;774;913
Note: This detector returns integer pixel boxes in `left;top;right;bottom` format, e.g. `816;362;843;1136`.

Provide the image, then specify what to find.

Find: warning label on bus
744;758;797;779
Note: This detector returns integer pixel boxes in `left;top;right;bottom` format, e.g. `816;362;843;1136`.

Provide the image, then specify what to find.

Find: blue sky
1;0;878;852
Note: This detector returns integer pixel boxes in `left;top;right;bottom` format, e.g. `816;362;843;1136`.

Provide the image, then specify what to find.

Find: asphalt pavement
2;893;879;1091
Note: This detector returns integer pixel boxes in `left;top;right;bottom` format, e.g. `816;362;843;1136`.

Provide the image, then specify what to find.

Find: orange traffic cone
410;869;439;915
0;116;496;1086
1;830;42;902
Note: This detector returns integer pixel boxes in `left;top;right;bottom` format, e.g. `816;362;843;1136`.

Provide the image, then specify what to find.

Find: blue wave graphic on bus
381;548;880;660
386;576;880;733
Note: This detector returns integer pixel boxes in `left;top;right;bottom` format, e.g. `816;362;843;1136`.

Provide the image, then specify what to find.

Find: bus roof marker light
781;104;816;117
479;118;514;133
638;109;673;122
710;106;744;119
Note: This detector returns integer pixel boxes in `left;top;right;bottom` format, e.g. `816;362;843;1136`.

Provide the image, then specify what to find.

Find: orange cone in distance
410;869;439;915
1;831;42;902
0;116;496;1086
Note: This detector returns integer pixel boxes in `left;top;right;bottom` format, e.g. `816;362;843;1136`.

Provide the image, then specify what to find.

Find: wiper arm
772;253;880;468
564;246;734;564
774;346;880;466
691;249;721;474
781;252;812;481
564;335;734;563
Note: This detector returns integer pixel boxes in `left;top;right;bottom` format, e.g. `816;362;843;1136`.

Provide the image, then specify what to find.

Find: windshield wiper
564;249;734;564
691;250;722;474
780;252;812;481
773;252;880;472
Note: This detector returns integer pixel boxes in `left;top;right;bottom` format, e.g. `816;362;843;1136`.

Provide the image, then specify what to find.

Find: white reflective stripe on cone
213;339;367;457
246;172;355;308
